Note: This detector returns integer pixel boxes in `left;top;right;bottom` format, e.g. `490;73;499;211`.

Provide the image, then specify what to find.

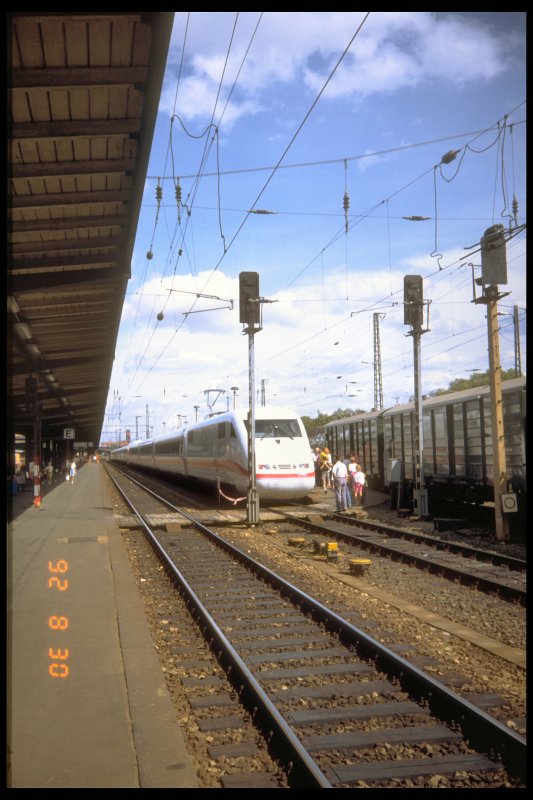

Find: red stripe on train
256;472;315;480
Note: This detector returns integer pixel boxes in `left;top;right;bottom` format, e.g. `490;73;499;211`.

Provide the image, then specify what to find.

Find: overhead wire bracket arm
183;304;233;316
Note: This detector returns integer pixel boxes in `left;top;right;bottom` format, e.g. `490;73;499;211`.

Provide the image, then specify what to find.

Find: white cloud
106;13;525;440
163;11;515;126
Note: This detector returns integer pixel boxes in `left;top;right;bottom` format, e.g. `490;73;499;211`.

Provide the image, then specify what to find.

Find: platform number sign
47;560;70;678
64;428;75;439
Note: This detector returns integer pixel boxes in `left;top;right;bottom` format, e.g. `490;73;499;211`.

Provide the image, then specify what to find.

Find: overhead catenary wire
144;118;526;182
121;12;373;408
121;13;264;404
113;14;192;396
118;14;246;407
112;19;525;423
131;220;525;421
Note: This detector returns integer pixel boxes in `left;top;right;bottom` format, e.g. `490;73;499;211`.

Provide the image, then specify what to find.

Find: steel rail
107;467;333;788
275;510;526;606
330;512;526;572
108;466;526;784
191;518;526;783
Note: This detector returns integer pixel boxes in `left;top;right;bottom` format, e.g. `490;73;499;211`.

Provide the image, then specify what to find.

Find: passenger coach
325;376;526;509
111;406;316;502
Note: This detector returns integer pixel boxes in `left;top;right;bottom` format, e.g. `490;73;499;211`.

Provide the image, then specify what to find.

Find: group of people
43;459;78;484
313;447;367;512
8;458;80;496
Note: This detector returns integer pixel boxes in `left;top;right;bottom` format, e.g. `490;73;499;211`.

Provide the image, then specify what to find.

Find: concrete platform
110;483;390;532
7;462;198;789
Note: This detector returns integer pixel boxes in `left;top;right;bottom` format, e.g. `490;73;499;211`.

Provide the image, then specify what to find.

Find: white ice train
110;406;316;501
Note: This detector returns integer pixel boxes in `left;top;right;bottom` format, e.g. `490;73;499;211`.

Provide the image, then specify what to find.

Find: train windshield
245;418;303;439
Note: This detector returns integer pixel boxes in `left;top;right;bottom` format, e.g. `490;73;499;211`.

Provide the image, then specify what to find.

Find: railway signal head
481;224;508;285
404;274;424;326
239;271;260;325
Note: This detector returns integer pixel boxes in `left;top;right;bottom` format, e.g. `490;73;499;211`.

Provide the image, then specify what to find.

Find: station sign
63;428;75;439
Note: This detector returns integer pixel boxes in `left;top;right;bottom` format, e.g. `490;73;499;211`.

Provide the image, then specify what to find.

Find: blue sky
102;11;526;444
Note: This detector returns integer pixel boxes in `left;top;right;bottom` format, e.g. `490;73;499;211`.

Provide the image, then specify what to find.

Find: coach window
433;411;447;475
353;423;360;461
402;413;413;481
466;399;483;481
422;411;432;476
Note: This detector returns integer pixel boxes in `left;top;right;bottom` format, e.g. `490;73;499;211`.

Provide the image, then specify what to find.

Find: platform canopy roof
7;12;174;450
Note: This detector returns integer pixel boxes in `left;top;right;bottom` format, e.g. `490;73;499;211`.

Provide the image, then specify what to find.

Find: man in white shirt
332;455;348;512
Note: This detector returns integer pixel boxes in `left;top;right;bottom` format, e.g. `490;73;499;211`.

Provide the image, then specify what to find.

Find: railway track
112;465;527;603
330;511;526;572
267;508;526;606
107;465;525;789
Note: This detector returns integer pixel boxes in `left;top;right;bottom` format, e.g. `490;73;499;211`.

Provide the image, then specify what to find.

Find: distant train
325;376;526;512
111;406;316;501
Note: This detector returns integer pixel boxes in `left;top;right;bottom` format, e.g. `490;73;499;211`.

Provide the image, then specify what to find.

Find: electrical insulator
441;149;458;165
175;179;183;222
512;194;519;228
404;274;423;326
343;191;350;233
155;179;163;204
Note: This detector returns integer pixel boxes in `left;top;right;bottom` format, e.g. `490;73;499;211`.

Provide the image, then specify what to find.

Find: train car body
111;406;315;501
382;377;526;502
325;377;526;509
324;409;384;490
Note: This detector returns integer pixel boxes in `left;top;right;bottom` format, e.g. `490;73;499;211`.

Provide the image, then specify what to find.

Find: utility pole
240;272;262;525
513;305;522;377
372;313;385;410
472;224;512;541
404;275;430;518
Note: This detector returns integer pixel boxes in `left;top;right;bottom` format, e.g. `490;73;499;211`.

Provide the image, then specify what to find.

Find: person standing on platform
354;465;366;505
8;467;17;496
320;447;332;494
347;455;357;505
69;461;77;484
313;447;321;486
45;461;54;486
343;454;353;509
332;454;348;512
